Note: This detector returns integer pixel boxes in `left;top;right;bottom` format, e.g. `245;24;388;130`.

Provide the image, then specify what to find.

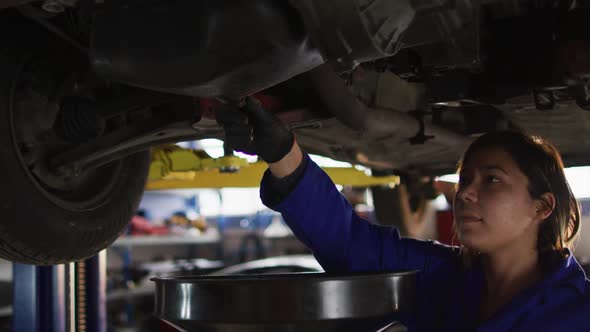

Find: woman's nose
457;183;478;203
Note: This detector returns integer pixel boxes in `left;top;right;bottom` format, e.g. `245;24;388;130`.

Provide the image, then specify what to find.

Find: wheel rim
8;54;124;212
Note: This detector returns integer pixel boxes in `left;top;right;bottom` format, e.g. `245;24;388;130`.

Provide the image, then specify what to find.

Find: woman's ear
535;192;556;222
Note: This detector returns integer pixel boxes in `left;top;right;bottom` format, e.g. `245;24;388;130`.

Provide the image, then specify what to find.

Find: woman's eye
487;176;500;183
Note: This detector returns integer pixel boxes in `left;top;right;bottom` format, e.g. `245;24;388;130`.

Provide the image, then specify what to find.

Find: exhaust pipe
308;64;470;148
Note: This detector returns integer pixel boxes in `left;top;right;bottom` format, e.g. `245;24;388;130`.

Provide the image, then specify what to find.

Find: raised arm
261;152;458;274
216;97;459;275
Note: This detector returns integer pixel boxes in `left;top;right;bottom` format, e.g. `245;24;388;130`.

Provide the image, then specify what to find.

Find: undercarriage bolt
42;0;65;13
42;0;78;13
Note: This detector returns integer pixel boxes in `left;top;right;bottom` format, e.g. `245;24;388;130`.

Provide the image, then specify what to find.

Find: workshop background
1;139;589;332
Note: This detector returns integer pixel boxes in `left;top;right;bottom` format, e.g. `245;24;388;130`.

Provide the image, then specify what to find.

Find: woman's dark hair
456;130;581;268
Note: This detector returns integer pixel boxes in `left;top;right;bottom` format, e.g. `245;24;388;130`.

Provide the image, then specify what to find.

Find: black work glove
215;97;294;163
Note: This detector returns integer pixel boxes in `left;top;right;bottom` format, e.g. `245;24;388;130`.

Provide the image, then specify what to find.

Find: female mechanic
216;97;590;331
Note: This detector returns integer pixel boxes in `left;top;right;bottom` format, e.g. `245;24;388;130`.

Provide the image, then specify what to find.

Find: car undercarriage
1;0;589;264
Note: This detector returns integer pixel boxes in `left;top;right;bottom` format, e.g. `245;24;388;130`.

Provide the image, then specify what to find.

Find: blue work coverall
260;155;590;331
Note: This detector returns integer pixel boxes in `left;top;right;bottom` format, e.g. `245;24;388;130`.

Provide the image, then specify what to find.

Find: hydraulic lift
147;145;400;189
12;252;106;332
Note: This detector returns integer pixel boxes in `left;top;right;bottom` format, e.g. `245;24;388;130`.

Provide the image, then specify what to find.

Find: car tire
0;42;150;265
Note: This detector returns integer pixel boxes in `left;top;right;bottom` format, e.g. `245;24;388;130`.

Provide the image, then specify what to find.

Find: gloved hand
215;97;294;163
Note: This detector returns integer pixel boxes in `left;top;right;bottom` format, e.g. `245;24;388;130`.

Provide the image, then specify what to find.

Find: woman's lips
460;216;483;223
457;214;483;223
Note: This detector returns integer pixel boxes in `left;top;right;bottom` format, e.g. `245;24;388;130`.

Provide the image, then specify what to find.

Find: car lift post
12;251;107;332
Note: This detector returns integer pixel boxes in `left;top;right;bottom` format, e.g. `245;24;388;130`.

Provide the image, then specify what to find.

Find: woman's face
453;146;540;253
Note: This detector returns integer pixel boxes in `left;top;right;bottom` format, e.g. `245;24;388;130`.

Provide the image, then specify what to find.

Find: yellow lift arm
147;146;399;190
